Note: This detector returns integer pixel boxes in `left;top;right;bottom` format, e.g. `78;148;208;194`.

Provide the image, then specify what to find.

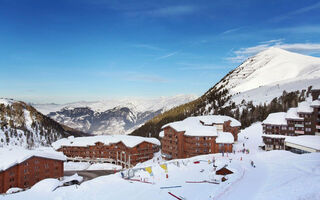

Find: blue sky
1;0;320;103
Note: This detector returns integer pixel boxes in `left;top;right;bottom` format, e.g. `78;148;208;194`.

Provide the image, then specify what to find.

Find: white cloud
272;2;320;22
178;63;231;71
146;5;197;17
275;25;320;34
124;73;168;83
155;51;179;60
221;27;243;35
227;40;320;63
132;44;164;51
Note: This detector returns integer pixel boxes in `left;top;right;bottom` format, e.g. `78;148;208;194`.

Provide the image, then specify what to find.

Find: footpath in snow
1;123;320;200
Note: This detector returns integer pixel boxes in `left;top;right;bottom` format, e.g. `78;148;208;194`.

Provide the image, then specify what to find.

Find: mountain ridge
0;98;89;148
34;95;197;135
131;48;320;138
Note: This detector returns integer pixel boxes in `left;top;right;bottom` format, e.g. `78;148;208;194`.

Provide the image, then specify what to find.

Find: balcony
294;124;304;128
295;130;305;134
316;125;320;129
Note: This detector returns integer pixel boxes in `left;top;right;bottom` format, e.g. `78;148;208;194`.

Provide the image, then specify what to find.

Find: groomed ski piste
1;123;320;200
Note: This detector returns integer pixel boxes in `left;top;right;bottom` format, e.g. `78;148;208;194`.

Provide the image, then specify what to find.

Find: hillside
0;98;88;148
131;48;320;138
3;123;320;200
34;95;196;135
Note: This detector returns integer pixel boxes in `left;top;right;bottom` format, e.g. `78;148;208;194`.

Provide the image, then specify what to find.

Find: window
306;128;311;132
281;126;287;130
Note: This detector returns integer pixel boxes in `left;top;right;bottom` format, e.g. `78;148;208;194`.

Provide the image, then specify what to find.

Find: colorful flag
145;167;152;174
160;164;168;173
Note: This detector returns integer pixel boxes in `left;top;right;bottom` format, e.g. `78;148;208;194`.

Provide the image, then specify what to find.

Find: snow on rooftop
285;108;303;120
216;132;234;144
161;115;240;137
197;115;241;127
52;135;160;150
311;99;320;107
262;134;320;151
262;112;287;125
297;101;313;113
0;148;66;171
285;135;320;151
262;134;287;139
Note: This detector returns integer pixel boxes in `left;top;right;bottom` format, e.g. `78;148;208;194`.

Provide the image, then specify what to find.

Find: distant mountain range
131;47;320;138
33;95;197;135
0;99;88;148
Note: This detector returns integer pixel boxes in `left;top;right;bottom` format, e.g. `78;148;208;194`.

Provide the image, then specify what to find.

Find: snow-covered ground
64;162;122;171
2;123;320;200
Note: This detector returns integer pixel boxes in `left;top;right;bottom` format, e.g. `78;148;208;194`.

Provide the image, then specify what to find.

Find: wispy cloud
274;25;320;34
155;51;179;60
259;39;284;44
221;27;243;35
178;63;231;71
226;40;320;63
272;2;320;22
124;73;169;83
96;70;169;83
124;5;199;18
146;5;198;17
132;44;165;51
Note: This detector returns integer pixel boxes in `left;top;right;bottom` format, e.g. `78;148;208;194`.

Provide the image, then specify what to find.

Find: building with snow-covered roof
262;90;320;151
160;115;241;160
52;135;160;168
0;148;66;193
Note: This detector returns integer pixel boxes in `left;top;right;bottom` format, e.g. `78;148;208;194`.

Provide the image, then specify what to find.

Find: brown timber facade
57;141;160;168
262;89;320;151
0;157;63;194
161;120;239;160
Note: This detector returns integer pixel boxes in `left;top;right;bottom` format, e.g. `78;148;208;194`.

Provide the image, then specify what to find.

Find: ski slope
2;123;320;200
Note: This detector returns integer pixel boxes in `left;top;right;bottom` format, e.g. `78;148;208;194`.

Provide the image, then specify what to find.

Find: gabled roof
161;115;240;137
0;148;66;171
285;108;303;120
311;99;320;107
216;132;234;144
297;101;313;113
262;112;287;125
216;167;233;175
52;135;160;150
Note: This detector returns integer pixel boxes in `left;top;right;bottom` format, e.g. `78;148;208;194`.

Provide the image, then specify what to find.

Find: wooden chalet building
159;115;241;160
262;89;320;153
0;149;65;194
52;135;160;168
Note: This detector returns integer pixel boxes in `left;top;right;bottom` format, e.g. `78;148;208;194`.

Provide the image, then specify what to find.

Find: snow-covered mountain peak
215;48;320;95
0;98;16;106
33;94;197;135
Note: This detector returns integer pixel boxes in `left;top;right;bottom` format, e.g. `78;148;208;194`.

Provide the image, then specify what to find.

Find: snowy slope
3;123;320;200
212;47;320;106
216;47;320;94
34;95;197;135
0;98;86;148
34;95;197;115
